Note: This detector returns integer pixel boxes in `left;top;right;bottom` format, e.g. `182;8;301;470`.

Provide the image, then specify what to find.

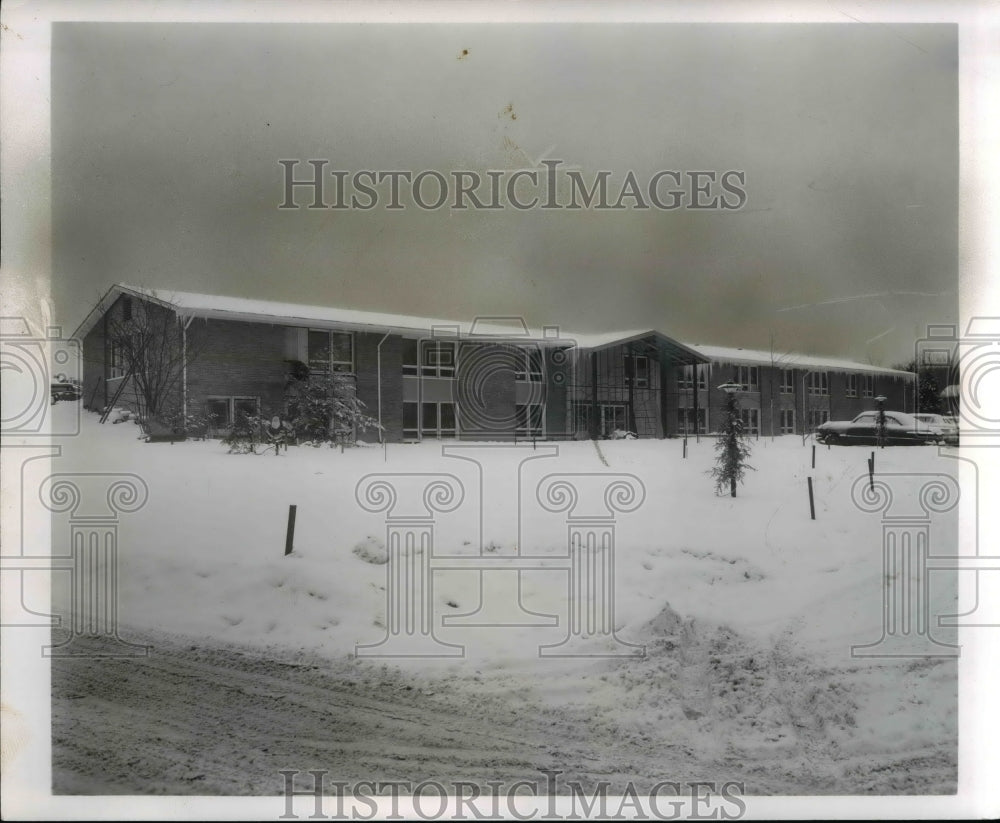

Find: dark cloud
53;23;957;364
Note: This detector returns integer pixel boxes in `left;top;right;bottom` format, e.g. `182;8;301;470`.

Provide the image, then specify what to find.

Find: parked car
50;381;82;403
914;413;959;445
816;410;942;446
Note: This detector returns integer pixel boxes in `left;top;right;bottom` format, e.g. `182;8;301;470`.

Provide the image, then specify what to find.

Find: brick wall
185;318;289;418
355;332;403;442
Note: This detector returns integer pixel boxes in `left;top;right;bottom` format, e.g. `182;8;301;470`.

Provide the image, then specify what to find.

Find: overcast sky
52;22;957;365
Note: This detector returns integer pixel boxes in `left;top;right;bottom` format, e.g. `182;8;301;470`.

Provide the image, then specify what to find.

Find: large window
780;370;794;394
205;396;259;433
627;355;649;389
515;402;544;438
421;341;456;378
846;374;859;398
109;341;125;379
308;330;354;374
739;407;760;436
677;407;707;435
862;375;875;398
403;401;457;439
807;372;829;396
734;366;759;392
600;404;627;437
575;404;591;434
808;409;830;429
514;347;543;382
677;365;708;391
779;408;795;434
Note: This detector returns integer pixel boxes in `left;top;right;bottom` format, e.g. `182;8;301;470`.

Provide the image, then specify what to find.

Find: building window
779;408;795;434
575;404;591;434
404;401;457;439
109;341;125;379
308;330;355;374
421;341;456;378
734;366;759;392
402;339;419;376
515;402;544;438
122;297;132;322
627;355;649;389
780;370;794;394
739;407;760;436
678;407;707;435
808;409;830;429
205;396;259;434
862;375;875;398
600;404;627;437
678;365;707;391
514;347;543;382
846;374;858;398
807;372;829;396
403;401;419;439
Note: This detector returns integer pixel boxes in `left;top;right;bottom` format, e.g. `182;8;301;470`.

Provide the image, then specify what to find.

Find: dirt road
51;627;955;798
51;630;703;797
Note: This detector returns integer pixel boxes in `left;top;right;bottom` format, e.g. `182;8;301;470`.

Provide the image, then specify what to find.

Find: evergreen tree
709;391;755;497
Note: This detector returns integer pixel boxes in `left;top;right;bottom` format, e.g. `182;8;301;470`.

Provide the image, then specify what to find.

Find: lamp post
875;394;887;449
718;382;742;497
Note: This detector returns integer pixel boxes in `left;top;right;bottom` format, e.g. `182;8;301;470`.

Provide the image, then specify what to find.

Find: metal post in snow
683;437;688;459
868;452;875;491
811;444;816;469
284;505;297;556
807;476;816;520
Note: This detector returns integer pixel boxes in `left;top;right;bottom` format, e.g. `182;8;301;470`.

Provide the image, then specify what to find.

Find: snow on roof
686;343;914;377
114;285;668;349
79;285;908;376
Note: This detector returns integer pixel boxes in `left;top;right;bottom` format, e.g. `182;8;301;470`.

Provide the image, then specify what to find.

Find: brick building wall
184;317;289;420
355;332;403;442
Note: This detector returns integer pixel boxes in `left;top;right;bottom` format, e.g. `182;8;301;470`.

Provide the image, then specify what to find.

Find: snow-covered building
73;285;915;441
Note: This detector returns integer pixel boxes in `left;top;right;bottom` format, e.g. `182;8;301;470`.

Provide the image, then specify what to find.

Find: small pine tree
284;371;381;446
709;392;755;497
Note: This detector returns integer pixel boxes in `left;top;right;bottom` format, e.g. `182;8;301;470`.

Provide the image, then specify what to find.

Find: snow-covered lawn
45;405;959;791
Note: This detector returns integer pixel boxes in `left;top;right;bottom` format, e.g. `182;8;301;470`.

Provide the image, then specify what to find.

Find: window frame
308;329;355;375
846;374;858;398
514;347;544;383
599;403;627;437
403;400;458;440
630;355;650;389
735;365;759;392
515;402;545;438
807;371;830;396
739;407;760;436
808;408;831;429
205;396;260;434
780;370;794;395
420;340;456;378
779;408;795;434
677;407;707;435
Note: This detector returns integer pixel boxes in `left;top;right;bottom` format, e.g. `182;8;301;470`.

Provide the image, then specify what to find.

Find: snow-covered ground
44;404;959;793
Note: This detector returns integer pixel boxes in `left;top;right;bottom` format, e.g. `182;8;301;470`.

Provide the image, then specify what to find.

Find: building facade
74;285;914;442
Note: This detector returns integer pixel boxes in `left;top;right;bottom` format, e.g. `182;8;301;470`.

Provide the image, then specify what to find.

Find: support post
284;505;297;556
